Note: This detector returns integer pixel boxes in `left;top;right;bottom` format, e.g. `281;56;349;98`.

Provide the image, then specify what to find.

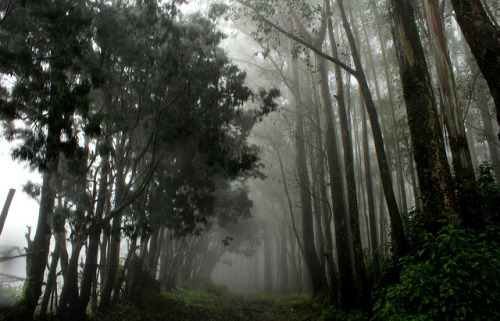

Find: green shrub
373;224;500;321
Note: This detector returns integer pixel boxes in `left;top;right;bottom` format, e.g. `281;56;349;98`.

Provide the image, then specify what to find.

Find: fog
1;0;499;319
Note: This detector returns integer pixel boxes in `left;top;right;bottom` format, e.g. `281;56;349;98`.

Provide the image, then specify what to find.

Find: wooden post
0;188;16;236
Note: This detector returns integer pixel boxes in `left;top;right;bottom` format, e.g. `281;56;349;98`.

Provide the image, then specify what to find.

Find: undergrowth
373;224;500;321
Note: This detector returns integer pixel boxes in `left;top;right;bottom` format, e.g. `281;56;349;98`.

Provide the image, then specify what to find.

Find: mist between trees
0;0;499;320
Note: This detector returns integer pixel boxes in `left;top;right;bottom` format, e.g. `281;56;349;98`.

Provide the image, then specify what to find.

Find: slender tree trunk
477;80;500;181
361;99;380;283
264;227;273;293
147;227;161;276
335;0;407;257
308;124;325;269
314;88;338;301
368;0;409;214
423;0;484;229
79;152;110;314
450;0;500;139
112;238;137;303
100;212;123;309
325;8;370;309
378;186;387;251
291;54;328;294
21;161;58;320
280;225;289;293
317;54;355;309
389;0;458;232
40;241;61;320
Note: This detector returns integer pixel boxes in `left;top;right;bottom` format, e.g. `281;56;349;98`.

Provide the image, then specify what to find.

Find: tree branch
235;0;358;77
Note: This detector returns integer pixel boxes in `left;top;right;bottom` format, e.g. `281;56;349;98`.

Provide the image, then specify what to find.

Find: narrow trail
98;293;320;321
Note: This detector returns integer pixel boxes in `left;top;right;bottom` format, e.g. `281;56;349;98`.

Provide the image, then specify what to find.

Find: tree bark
20;128;59;320
264;227;273;293
313;86;338;301
361;100;380;284
317;55;355;308
335;0;407;257
450;0;500;140
476;80;500;182
423;0;484;229
279;225;289;293
291;54;328;295
40;240;61;320
389;0;458;232
78;152;110;315
368;0;409;214
325;6;370;309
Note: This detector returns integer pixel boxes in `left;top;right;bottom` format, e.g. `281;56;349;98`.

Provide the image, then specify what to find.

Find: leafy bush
373;224;500;321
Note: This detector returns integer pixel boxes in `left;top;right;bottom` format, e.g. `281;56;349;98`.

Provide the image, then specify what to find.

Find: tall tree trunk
324;7;370;308
20;131;59;320
113;238;137;303
335;0;407;257
79;152;110;314
40;240;61;320
313;86;338;301
317;54;355;309
389;0;458;232
450;0;500;139
100;212;123;309
368;0;409;214
308;124;325;270
291;54;328;295
147;227;161;276
361;99;380;283
477;80;500;182
279;225;289;293
423;0;484;229
264;227;273;293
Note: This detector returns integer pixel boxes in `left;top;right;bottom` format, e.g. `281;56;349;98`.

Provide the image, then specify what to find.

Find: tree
422;0;483;229
290;53;328;294
236;0;407;257
449;0;500;140
0;1;98;318
389;0;458;232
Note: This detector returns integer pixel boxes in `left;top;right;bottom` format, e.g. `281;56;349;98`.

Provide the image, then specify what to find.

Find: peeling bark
389;0;458;232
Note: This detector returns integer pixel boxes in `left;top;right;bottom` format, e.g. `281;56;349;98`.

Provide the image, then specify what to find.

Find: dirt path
98;293;320;321
204;296;313;321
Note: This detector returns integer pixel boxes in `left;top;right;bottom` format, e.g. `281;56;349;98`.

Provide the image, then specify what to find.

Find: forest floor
95;290;329;321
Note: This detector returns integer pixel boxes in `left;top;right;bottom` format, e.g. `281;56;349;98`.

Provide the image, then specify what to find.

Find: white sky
0;139;40;248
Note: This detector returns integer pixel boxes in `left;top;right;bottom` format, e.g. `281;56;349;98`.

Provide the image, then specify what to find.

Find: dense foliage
372;166;500;320
373;224;500;320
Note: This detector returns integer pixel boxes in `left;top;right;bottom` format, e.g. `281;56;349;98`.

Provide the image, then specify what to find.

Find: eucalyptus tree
449;0;500;140
389;0;458;232
0;1;100;319
422;0;483;229
236;0;407;258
